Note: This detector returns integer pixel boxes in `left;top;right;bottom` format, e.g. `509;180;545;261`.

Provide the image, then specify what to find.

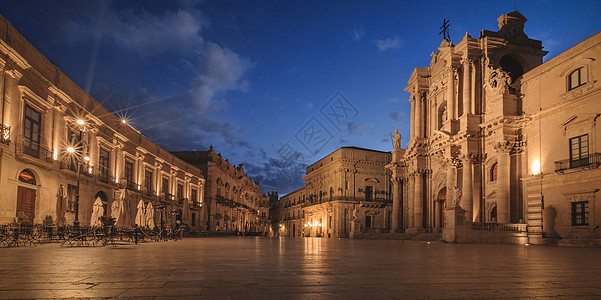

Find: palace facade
0;15;206;229
173;148;266;234
390;11;601;244
279;147;392;238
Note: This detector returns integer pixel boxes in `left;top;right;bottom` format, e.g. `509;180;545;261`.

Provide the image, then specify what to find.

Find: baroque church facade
389;11;601;245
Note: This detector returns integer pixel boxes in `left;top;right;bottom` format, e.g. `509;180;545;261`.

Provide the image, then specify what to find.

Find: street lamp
71;119;89;227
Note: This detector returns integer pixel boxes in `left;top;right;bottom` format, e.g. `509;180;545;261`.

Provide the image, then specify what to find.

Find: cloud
344;122;372;136
304;102;314;110
390;111;405;121
100;8;207;55
191;42;252;110
244;148;308;195
376;37;402;51
352;27;365;42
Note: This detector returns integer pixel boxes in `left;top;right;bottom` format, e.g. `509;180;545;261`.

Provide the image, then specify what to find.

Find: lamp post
69;119;89;227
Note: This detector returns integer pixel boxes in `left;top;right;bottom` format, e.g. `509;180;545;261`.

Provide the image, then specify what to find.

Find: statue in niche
390;129;402;149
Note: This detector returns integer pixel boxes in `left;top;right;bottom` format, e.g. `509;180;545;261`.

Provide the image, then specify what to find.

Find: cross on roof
440;18;451;42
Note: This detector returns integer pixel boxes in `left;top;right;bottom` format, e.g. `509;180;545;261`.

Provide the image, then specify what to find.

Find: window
98;148;110;183
191;188;198;203
571;201;589;226
570;134;589;168
386;211;392;229
124;160;135;190
144;170;153;196
490;163;498;182
23;105;41;157
177;183;183;200
162;177;169;196
568;67;587;91
365;215;372;228
365;186;373;201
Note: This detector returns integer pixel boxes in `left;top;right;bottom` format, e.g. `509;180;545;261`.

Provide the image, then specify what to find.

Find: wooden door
17;186;36;222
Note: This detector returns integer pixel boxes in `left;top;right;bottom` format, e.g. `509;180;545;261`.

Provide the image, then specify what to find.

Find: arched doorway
436;187;447;229
95;191;109;216
17;169;37;222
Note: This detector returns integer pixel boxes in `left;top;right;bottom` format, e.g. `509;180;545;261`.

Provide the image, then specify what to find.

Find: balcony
555;153;601;173
125;179;137;191
16;140;53;164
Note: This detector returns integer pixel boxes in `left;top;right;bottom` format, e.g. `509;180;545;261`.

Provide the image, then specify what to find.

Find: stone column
495;143;511;223
472;155;482;222
415;95;422;138
407;175;414;228
446;159;457;205
447;67;456;120
391;177;401;232
414;171;423;229
470;60;477;114
410;96;415;138
461;154;473;221
462;59;471;116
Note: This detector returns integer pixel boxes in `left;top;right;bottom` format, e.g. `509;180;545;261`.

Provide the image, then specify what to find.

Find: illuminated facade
173;148;265;234
0;15;205;228
391;11;601;244
279;147;392;238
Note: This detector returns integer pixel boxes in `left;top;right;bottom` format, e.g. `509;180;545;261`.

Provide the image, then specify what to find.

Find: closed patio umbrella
145;202;155;229
135;200;146;227
182;198;191;225
55;184;67;226
90;197;104;227
115;189;127;227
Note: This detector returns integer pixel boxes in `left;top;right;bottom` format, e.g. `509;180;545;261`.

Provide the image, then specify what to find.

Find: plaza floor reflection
1;238;601;298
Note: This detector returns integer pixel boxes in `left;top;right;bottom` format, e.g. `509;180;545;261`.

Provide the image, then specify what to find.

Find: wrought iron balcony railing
16;141;53;163
555;153;601;172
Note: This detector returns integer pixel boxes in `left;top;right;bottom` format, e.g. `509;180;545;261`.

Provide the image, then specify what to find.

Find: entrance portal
436;187;447;228
17;169;37;222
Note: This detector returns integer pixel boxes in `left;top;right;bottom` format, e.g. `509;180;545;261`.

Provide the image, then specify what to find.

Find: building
279;146;392;238
521;31;601;246
0;15;205;229
173;147;265;234
390;11;601;245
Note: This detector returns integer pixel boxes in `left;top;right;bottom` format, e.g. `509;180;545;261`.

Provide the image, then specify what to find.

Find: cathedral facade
390;11;601;245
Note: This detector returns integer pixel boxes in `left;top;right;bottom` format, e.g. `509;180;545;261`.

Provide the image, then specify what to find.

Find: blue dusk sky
2;0;600;195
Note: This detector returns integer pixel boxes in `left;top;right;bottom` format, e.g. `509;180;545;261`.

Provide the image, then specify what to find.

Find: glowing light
84;156;90;161
115;176;119;183
121;119;127;124
53;148;58;160
76;119;85;125
531;159;541;175
67;147;75;153
525;243;530;246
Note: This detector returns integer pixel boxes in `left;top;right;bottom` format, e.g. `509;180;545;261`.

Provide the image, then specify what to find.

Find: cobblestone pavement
1;237;601;299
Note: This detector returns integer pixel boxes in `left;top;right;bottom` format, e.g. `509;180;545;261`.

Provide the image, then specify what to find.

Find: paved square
1;237;601;299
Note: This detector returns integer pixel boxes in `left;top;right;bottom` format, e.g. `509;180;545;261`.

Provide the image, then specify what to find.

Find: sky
2;0;600;195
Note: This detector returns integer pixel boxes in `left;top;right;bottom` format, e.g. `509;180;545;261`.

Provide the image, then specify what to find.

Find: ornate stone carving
484;65;511;93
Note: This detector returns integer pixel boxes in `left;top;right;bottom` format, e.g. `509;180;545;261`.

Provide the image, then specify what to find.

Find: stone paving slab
1;237;601;299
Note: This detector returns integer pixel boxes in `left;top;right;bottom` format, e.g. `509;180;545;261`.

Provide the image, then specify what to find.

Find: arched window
490;163;498;182
18;169;36;185
568;67;587;91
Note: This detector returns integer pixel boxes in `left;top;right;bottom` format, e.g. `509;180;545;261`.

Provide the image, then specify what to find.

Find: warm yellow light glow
531;159;541;175
121;119;127;124
67;147;75;153
115;176;119;183
76;119;85;125
53;148;58;160
84;156;90;161
304;224;308;227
